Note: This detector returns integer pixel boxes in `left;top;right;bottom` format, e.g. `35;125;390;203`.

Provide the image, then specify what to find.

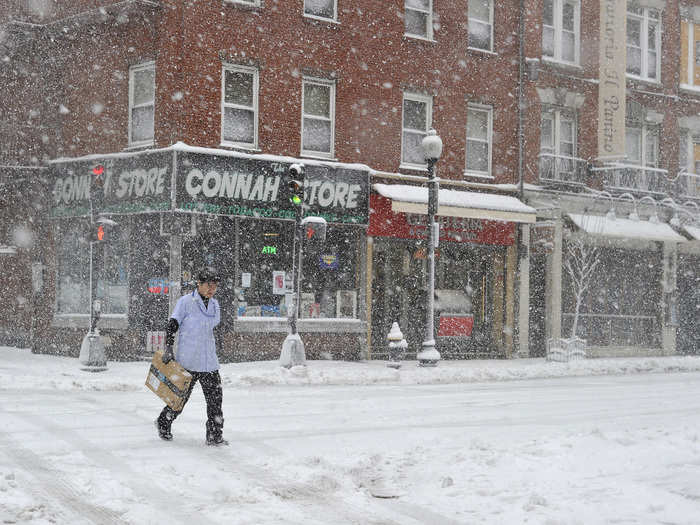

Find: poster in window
336;290;357;318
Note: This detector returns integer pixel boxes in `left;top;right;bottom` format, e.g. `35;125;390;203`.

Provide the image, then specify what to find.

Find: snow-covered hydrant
387;322;408;369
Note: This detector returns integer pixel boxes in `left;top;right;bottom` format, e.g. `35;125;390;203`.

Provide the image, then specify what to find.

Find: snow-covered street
2;347;700;524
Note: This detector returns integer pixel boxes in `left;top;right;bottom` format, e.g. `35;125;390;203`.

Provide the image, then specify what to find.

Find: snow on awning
684;225;700;241
567;213;687;243
373;184;536;224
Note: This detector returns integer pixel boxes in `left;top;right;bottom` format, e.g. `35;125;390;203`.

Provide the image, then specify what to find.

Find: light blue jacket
171;290;221;372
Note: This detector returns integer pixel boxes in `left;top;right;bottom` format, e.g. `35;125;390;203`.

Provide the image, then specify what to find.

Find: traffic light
287;163;304;208
90;217;117;243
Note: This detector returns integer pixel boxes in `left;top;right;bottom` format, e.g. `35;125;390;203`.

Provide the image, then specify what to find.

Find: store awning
684;225;700;241
373;184;536;224
567;213;687;243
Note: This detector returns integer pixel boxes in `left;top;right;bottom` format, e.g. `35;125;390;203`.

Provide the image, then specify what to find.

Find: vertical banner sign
598;0;627;160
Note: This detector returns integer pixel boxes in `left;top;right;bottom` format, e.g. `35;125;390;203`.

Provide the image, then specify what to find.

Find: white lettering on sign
305;180;360;209
185;168;281;202
53;175;91;204
53;165;168;204
114;167;167;198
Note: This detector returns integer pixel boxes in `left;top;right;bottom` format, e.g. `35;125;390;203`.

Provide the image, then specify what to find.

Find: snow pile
2;347;700;391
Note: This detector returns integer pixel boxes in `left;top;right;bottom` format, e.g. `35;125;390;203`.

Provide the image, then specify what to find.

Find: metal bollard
387;322;408;369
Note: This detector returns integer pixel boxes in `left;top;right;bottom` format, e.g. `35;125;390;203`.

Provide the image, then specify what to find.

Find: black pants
157;370;224;439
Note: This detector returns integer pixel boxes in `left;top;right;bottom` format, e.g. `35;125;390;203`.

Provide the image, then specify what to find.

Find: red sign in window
438;315;474;337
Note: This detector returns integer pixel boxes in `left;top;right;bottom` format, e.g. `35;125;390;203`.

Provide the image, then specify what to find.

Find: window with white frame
678;129;700;173
681;19;700;89
128;62;155;146
465;104;492;177
304;0;336;20
226;0;259;6
405;0;433;40
302;77;335;158
626;4;660;81
468;0;493;51
625;123;658;167
541;107;576;158
401;92;432;167
222;64;258;149
542;0;580;63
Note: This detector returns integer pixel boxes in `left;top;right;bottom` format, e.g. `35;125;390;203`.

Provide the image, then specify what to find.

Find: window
222;64;258;149
299;227;360;319
56;223;90;315
236;220;360;320
226;0;259;6
626;4;660;81
304;0;336;20
301;77;335;158
468;0;493;51
542;0;579;63
465;104;492;177
679;130;700;173
541;107;576;158
625;123;658;167
128;62;155;147
681;19;700;89
405;0;433;40
401;92;432;168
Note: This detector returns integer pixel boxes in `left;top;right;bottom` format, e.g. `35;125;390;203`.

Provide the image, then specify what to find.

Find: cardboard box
145;350;193;411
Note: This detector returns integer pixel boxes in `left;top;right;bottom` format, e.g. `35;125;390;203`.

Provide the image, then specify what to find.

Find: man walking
155;267;227;446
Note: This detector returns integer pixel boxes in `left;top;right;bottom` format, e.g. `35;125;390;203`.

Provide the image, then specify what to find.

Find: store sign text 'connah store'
48;149;370;225
175;152;370;225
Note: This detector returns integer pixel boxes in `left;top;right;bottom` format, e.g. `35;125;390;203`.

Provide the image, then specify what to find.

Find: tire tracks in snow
0;394;222;525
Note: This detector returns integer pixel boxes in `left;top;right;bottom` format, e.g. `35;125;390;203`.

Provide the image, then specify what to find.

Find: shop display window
98;221;129;315
56;222;90;315
237;219;294;318
299;226;360;319
236;220;361;319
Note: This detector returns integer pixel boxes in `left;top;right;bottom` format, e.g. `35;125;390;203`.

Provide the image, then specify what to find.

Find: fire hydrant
387;322;408;369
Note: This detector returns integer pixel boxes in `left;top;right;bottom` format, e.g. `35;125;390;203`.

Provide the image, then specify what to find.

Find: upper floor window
405;0;433;40
401;92;432;168
626;4;660;81
302;77;335;158
128;62;155;147
468;0;494;51
625;122;658;168
679;129;700;174
304;0;336;20
681;19;700;89
543;0;579;64
465;104;492;177
221;64;258;149
541;107;576;158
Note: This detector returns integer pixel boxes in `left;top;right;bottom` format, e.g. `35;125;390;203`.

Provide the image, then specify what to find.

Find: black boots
206;432;228;446
155;419;173;441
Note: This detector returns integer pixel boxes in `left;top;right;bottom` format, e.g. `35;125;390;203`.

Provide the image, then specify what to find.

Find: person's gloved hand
162;345;174;364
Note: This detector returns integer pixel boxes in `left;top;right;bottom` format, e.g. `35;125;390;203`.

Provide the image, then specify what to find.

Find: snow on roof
373;183;536;215
568;213;687;243
50;142;373;173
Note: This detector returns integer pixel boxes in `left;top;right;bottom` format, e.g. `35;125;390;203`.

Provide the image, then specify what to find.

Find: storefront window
98;221;129;315
56;222;90;315
299;226;360;319
562;245;661;346
237;219;294;317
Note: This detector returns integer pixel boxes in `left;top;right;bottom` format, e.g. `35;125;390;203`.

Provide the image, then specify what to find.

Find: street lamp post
417;129;442;367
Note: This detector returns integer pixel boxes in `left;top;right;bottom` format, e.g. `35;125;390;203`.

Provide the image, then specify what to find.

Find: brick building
0;0;697;361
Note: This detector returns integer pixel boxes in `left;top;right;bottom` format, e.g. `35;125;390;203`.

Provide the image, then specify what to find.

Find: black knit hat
196;267;221;283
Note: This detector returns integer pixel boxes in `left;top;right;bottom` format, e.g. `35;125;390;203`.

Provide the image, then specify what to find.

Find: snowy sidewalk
2;346;700;391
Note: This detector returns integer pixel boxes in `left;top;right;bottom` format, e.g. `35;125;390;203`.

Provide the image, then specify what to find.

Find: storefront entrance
370;238;496;358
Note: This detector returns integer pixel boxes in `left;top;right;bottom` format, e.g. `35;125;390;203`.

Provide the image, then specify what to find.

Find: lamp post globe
417;129;442;367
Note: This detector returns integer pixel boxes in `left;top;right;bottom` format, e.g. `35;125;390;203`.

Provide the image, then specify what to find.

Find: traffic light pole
288;216;302;335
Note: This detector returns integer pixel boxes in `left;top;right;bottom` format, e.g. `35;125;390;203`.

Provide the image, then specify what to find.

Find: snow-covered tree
564;235;600;338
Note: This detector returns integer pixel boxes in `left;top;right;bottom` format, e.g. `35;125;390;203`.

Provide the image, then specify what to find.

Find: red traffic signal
97;224;105;241
90;217;117;242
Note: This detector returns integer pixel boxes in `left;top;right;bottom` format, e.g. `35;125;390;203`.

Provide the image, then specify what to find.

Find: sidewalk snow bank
2;346;700;392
